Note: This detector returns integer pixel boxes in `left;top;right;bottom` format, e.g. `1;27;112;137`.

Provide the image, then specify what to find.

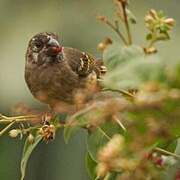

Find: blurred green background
0;0;179;180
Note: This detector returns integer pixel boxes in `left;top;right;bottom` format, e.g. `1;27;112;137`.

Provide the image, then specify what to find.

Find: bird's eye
35;41;43;48
32;40;43;52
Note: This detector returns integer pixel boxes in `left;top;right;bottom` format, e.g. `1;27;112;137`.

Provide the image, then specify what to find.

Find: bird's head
26;32;63;65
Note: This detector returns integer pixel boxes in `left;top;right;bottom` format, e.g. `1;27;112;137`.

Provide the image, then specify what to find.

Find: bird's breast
25;62;80;104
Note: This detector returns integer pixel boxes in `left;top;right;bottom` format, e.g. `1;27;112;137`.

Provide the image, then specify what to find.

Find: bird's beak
46;38;62;56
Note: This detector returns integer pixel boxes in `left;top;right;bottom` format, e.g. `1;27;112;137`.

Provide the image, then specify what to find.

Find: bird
25;32;106;113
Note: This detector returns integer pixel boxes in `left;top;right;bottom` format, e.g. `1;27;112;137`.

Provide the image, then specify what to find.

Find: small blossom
27;134;34;144
144;47;157;54
39;124;56;143
97;15;107;22
97;38;112;52
149;9;158;19
164;18;175;27
96;163;109;178
144;15;154;24
117;0;128;5
97;43;106;52
113;158;138;171
98;134;125;162
9;129;19;138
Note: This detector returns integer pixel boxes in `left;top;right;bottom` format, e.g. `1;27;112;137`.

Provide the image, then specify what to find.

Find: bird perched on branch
25;32;106;113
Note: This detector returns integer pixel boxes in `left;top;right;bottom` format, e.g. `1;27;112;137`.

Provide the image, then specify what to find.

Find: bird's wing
63;47;106;78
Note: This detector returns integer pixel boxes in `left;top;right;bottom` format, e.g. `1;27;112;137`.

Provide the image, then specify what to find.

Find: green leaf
103;44;166;89
168;140;178;153
63;104;103;143
64;125;81;144
159;25;170;33
103;43;143;70
87;128;109;161
63;114;90;144
86;152;97;180
21;135;42;180
87;122;122;161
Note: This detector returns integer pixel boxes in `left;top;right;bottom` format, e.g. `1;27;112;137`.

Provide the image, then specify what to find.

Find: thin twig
155;147;180;159
121;3;132;45
148;38;157;48
98;127;111;140
0;114;37;120
115;0;125;22
0;118;35;124
0;115;39;124
95;176;100;180
102;88;135;98
97;16;128;45
103;173;111;180
67;102;102;124
113;115;127;131
115;20;120;30
105;19;128;45
0;121;16;136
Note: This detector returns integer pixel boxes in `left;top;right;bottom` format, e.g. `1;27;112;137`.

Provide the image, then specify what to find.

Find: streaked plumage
25;32;106;112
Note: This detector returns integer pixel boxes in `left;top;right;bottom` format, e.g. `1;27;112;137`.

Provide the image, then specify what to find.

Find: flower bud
117;0;128;5
9;129;19;138
97;15;107;22
27;134;34;143
39;124;56;143
98;134;125;162
114;158;138;171
97;43;106;52
149;9;158;19
164;18;175;26
145;15;154;23
97;38;112;52
96;163;109;178
144;47;157;54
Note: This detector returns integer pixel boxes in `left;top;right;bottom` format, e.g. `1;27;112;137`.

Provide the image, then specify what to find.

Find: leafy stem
0;114;38;124
97;16;128;45
121;2;132;45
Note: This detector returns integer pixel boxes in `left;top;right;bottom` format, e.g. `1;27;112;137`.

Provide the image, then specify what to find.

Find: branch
97;16;128;45
102;88;135;98
0;121;16;136
155;147;180;159
121;2;132;44
0;114;38;124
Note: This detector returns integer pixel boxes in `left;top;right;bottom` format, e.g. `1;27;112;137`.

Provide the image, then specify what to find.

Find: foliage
20;135;42;180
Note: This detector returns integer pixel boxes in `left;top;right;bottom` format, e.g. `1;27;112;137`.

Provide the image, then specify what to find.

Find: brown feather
25;32;106;113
